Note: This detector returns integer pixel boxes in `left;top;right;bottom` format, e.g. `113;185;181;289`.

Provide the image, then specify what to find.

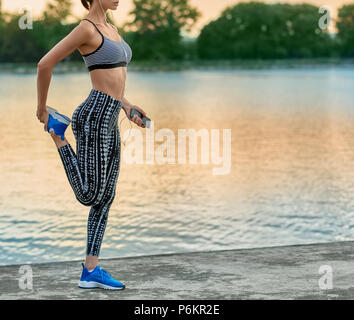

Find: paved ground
1;241;354;299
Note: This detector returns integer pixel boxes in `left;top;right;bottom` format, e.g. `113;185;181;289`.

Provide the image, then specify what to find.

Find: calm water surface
1;68;354;266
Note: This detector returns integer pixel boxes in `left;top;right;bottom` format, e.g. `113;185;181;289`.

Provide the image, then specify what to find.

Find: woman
36;0;148;290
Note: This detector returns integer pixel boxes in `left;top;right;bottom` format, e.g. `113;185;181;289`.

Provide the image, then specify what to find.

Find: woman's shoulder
78;19;99;36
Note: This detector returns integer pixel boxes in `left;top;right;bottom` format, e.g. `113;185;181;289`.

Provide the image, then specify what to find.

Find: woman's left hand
123;103;148;128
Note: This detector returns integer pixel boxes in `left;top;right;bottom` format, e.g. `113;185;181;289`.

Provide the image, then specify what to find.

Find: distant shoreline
1;58;354;74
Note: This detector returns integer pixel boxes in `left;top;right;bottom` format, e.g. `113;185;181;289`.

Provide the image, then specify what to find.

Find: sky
2;0;353;36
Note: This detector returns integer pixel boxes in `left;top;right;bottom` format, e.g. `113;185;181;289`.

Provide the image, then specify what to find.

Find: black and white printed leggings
57;89;123;257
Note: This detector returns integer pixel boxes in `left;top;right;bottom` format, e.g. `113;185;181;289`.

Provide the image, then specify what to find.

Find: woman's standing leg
86;124;121;262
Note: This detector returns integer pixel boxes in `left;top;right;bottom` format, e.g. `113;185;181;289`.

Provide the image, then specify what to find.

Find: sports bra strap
82;18;104;37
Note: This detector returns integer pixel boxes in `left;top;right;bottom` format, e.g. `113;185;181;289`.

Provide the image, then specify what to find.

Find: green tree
0;1;80;63
31;0;79;62
43;0;73;24
124;0;201;60
336;4;354;57
0;13;46;62
197;2;333;59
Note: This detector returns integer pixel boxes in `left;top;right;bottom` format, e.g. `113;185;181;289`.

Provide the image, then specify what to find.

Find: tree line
0;0;354;63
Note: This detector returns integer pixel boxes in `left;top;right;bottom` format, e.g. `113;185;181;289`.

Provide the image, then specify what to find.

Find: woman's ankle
50;131;68;148
85;255;99;270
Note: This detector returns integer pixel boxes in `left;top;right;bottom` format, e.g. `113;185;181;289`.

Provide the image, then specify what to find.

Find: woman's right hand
36;107;49;132
123;103;147;128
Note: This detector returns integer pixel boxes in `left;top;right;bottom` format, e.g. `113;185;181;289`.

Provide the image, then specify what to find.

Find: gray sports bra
81;18;132;71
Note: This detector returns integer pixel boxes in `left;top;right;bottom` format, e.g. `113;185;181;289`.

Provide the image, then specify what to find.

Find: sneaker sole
47;106;71;125
78;281;125;290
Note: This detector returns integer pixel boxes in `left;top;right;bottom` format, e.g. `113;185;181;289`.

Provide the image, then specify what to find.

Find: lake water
1;67;354;266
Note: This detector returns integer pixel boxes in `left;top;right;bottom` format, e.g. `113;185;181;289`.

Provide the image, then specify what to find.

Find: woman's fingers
132;114;144;127
129;108;146;128
138;107;146;117
132;105;146;118
136;116;142;126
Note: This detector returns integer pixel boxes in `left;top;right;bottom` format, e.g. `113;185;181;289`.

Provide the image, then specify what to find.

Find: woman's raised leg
56;90;122;207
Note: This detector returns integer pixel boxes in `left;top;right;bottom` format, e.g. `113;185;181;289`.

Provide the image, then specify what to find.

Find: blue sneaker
78;263;125;290
46;106;71;141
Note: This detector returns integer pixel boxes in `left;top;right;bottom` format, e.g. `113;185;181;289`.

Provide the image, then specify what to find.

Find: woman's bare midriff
89;67;126;101
77;21;128;102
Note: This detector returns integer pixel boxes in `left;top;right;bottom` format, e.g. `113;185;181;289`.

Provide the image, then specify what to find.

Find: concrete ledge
1;241;354;300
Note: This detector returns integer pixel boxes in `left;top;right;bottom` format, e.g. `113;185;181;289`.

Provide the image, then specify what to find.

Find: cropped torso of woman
87;68;126;101
36;16;147;134
77;20;127;101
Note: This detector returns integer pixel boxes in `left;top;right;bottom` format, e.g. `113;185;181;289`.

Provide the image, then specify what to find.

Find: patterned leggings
57;89;123;256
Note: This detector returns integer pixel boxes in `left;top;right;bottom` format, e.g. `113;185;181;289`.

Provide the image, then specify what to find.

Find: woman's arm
36;21;93;131
121;96;132;113
121;96;148;128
